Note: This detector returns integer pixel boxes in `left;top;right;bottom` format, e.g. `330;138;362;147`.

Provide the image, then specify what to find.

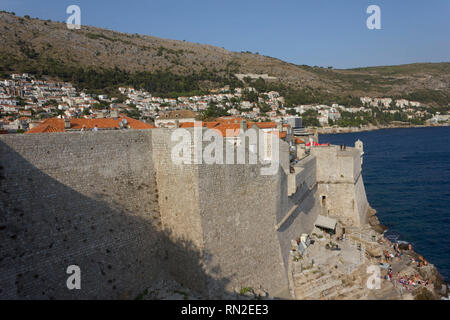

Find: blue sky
1;0;449;69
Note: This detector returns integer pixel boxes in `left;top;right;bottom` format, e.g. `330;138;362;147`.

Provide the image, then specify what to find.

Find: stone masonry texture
0;129;369;299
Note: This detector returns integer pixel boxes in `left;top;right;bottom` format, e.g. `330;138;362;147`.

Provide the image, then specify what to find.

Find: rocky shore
288;207;449;300
138;206;448;300
366;208;448;300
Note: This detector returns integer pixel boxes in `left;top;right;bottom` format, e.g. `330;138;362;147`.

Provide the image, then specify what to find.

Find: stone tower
355;139;364;165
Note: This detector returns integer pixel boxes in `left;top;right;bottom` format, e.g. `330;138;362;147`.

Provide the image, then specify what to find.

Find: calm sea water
320;126;450;281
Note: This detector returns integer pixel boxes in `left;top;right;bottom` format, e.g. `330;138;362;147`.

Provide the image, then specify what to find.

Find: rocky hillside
0;12;449;104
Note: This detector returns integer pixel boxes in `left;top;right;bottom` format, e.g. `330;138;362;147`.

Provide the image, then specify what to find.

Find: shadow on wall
278;184;318;234
0;139;229;299
277;182;319;275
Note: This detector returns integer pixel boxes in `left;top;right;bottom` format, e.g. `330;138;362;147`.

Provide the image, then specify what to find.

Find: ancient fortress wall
151;129;292;295
197;163;288;296
278;155;322;271
151;129;215;294
0;129;369;299
0;131;164;299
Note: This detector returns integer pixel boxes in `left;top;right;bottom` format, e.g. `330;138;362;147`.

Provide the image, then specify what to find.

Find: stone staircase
291;225;380;300
293;267;343;300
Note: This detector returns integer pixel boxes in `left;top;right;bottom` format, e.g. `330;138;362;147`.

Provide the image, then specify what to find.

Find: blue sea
320;126;450;281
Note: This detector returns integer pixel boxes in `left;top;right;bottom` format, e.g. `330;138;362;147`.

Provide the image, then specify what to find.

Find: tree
199;104;228;121
286;108;297;116
242;89;258;103
243;76;252;84
92;101;109;110
16;97;26;106
302;110;321;127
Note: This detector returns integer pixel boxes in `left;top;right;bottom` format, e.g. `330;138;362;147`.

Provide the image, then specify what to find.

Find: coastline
314;123;450;135
311;126;450;299
289;204;449;300
367;207;449;299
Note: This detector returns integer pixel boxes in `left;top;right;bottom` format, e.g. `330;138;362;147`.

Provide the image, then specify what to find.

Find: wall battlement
0;130;369;299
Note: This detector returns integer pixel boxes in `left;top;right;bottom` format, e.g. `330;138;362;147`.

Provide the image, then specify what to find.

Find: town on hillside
0;73;449;134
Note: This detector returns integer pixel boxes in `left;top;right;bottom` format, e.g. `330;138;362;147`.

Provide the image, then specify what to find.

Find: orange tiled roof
178;122;206;128
174;120;287;138
177;121;221;129
26;116;154;133
212;123;241;137
248;122;277;129
205;121;221;129
270;131;287;138
294;137;305;144
176;121;243;136
41;125;61;133
215;116;243;124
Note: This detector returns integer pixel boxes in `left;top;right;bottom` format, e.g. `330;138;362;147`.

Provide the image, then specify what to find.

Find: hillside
0;12;449;105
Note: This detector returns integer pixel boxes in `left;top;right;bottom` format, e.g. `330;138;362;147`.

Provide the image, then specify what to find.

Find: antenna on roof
120;118;128;129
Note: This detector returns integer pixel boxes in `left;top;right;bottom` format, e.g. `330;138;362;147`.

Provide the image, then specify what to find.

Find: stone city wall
0;130;164;299
0;129;368;299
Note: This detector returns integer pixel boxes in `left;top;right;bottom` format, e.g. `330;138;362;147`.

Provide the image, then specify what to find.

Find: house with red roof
26;116;154;133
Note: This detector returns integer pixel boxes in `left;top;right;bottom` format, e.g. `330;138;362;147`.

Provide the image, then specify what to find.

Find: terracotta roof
173;120;287;138
212;123;241;137
205;121;221;129
178;122;205;128
270;131;287;138
215;116;243;124
177;121;221;129
294;137;305;144
248;122;277;129
41;125;61;133
26;116;154;133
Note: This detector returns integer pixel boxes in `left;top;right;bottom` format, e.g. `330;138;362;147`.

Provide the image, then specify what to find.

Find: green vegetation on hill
198;102;229;121
2;54;243;96
0;11;448;106
400;90;449;106
301;110;321;127
243;77;364;107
